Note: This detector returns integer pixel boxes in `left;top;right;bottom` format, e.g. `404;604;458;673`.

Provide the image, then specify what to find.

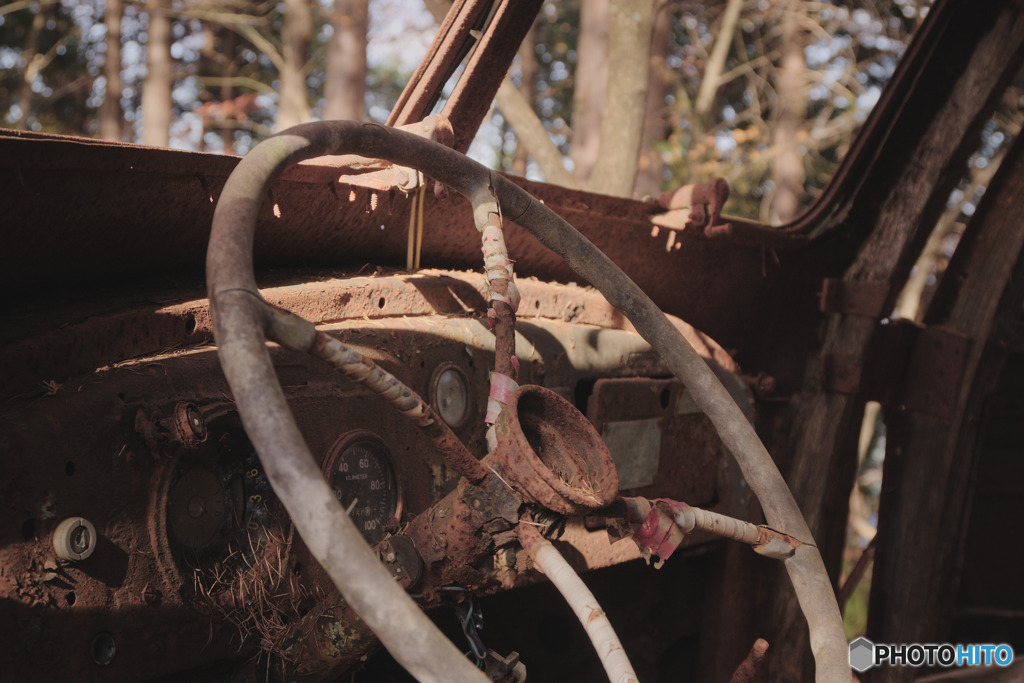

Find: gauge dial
326;433;400;546
431;363;472;428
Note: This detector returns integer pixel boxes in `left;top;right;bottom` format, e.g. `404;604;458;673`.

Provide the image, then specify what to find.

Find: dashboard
0;270;750;681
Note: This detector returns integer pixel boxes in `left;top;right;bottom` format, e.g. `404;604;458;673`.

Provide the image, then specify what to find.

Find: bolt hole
534;300;540;309
184;313;197;335
65;461;76;476
66;592;76;606
377;297;386;309
22;519;36;541
660;388;671;410
91;632;117;666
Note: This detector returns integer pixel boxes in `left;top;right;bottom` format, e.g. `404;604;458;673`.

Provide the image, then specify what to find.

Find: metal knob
53;516;97;561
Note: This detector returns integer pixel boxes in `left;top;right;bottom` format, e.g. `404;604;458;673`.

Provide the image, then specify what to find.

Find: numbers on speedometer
325;432;400;546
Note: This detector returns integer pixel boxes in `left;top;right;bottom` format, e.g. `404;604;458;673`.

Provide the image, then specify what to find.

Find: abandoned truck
2;0;1024;681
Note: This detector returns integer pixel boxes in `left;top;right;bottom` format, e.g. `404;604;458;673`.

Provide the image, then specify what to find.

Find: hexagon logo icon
849;637;876;673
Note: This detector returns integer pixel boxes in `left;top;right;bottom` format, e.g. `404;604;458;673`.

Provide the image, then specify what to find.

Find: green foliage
842;558;872;640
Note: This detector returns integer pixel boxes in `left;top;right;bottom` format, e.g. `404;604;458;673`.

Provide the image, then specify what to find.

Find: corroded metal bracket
822;320;973;420
818;278;890;318
387;0;544;154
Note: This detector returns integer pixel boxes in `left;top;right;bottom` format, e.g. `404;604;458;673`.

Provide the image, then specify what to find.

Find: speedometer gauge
324;432;400;546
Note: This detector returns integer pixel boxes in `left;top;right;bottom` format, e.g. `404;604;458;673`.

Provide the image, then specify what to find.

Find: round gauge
430;362;472;428
325;432;400;546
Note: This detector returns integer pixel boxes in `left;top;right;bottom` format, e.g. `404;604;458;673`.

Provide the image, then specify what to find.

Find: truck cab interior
2;1;1024;681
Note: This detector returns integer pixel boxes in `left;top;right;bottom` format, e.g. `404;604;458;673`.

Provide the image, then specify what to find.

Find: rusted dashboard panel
0;271;746;681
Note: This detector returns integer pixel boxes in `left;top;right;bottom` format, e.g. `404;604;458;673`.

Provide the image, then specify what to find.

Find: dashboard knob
53;516;97;562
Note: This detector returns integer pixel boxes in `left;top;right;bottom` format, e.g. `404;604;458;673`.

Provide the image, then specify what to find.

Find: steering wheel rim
207;120;849;682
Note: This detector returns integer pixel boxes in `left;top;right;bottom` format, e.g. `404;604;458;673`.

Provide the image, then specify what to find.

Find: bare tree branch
495;80;578;188
694;0;743;120
570;0;609;185
195;75;277;95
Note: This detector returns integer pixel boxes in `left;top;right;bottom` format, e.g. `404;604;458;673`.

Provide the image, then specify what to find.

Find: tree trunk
570;0;608;186
634;3;672;198
769;2;808;224
586;0;665;197
277;0;313;131
324;0;368;121
141;0;172;147
99;0;124;141
511;25;537;177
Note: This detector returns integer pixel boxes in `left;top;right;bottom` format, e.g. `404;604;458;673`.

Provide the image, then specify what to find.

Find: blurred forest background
2;0;1022;638
1;0;942;223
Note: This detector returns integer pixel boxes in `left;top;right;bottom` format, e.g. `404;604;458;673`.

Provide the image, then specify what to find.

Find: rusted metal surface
0;129;787;375
440;0;545;154
492;385;618;515
820;320;973;422
1;269;736;402
387;0;494;128
818;278;890;317
653;177;732;237
586;377;733;502
729;639;770;683
902;325;973;421
405;384;619;590
389;0;546;153
0;276;743;680
406;472;519;589
170;402;207;448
